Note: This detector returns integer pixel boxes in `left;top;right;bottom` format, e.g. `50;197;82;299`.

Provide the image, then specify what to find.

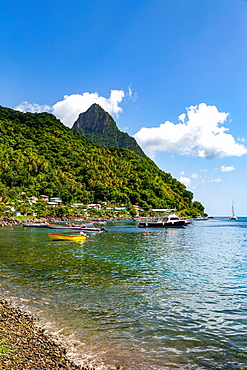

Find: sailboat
229;201;237;220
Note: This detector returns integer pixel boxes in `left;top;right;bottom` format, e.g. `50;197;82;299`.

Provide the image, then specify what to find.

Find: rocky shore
0;299;93;370
0;217;22;227
0;216;129;228
0;216;70;227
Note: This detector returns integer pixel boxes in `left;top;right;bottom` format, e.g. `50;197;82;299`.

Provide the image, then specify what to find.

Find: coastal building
40;195;49;202
87;204;101;210
47;201;60;207
28;196;38;205
50;197;62;204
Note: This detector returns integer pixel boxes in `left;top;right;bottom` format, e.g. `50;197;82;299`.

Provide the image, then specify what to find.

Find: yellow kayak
46;233;87;242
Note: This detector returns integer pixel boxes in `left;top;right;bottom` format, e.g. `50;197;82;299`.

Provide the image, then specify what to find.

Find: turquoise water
0;218;246;369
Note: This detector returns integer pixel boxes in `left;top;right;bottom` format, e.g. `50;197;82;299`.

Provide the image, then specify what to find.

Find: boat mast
232;201;235;217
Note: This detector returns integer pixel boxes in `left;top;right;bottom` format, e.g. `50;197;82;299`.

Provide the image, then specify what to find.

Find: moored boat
79;226;109;233
48;224;88;230
193;215;208;221
48;224;108;232
23;222;48;228
46;233;87;242
77;220;94;224
91;219;107;224
229;201;237;220
138;214;185;228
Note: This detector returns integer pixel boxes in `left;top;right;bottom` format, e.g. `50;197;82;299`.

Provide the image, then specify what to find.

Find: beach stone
0;299;85;369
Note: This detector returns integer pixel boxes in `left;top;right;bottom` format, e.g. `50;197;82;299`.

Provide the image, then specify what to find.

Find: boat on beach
46;233;87;242
138;213;186;228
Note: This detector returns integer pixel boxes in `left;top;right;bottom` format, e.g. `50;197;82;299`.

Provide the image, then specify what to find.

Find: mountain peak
72;104;118;134
72;104;146;157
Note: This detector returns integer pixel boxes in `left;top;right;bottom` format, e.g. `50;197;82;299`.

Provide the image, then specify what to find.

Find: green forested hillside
0;106;204;216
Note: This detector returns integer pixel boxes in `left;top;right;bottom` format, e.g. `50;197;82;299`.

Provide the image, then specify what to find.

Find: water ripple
0;219;247;369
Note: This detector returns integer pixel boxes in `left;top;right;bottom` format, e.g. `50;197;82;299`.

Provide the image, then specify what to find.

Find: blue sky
1;0;247;216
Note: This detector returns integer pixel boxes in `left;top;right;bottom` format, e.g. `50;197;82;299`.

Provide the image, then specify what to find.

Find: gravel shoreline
0;299;104;370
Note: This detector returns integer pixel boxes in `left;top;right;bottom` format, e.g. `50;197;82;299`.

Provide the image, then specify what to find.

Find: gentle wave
0;218;246;369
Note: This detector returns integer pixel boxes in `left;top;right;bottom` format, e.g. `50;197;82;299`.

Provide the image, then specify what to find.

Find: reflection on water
0;219;247;369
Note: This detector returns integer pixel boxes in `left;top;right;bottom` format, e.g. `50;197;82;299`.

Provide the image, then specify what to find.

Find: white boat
79;226;109;233
229;201;237;220
138;214;185;228
48;223;108;233
23;222;48;228
48;224;86;230
193;215;208;221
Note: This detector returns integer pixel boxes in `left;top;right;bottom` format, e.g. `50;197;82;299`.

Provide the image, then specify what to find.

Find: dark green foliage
76;128;146;158
0;106;204;215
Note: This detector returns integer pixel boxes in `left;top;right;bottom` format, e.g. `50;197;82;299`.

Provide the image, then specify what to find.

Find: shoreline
0;299;124;370
0;216;135;228
0;298;84;369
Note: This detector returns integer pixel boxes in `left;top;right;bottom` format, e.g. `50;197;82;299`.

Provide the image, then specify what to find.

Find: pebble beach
0;299;126;370
0;299;84;369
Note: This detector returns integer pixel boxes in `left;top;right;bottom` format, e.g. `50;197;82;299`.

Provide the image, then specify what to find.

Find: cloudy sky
1;0;247;216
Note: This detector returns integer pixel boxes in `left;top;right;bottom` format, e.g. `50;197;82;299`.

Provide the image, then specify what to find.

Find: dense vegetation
0;106;205;217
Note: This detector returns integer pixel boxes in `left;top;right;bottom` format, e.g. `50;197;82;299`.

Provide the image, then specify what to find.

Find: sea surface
0;218;246;369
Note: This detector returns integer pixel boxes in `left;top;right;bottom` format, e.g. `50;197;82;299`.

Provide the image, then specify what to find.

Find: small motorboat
77;220;94;224
23;222;48;228
48;224;108;232
193;216;208;221
48;224;88;230
138;214;185;228
46;233;87;242
78;226;109;233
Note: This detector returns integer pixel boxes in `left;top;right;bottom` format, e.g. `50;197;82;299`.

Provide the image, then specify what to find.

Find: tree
0;106;205;216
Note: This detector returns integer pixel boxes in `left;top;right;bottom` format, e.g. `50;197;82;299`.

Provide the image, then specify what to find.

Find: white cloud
220;165;235;172
209;177;222;183
15;90;125;127
15;101;52;113
52;90;124;127
134;103;247;159
191;173;199;179
179;176;191;187
178;170;224;190
128;85;133;97
127;84;137;102
237;137;245;143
